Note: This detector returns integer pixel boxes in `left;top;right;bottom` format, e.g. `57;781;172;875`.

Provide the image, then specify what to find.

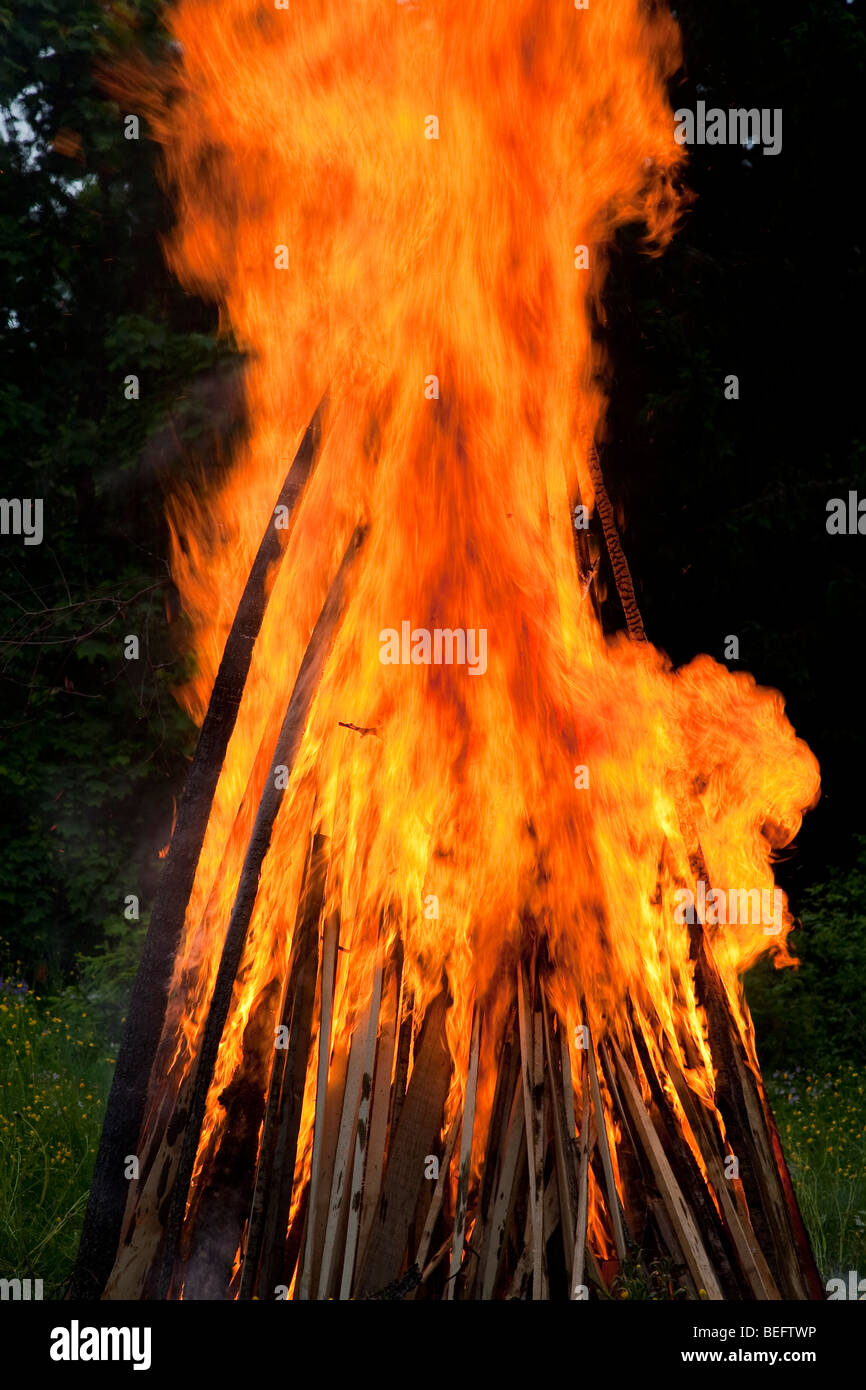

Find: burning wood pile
73;0;822;1301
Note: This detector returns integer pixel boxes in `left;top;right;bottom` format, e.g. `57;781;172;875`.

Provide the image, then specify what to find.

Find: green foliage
75;913;147;1036
608;1252;687;1301
747;839;866;1074
0;971;115;1296
0;1;234;982
767;1066;866;1281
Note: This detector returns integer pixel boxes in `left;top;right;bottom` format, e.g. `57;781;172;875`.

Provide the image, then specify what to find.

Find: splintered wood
84;440;821;1302
100;914;821;1299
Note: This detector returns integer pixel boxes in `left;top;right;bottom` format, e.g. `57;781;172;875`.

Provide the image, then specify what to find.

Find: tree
0;0;235;979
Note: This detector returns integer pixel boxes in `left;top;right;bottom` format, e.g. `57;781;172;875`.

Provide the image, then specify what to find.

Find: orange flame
136;0;818;1247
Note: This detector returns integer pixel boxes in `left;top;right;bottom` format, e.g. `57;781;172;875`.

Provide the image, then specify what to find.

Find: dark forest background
1;0;864;1078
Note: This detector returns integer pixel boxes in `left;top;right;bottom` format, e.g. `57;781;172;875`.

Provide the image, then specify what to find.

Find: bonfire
73;0;821;1302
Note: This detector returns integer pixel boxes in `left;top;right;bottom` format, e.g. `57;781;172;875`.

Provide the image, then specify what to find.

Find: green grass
0;978;116;1297
766;1064;866;1285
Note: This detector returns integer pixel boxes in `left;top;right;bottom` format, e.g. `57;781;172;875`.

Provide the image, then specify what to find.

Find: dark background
0;0;864;1071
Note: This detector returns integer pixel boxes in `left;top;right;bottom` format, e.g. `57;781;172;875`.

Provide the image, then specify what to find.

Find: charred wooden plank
357;951;400;1267
609;1037;724;1300
296;907;340;1299
478;1070;526;1299
446;1004;481;1297
389;957;414;1142
572;1062;592;1299
517;963;546;1298
338;949;385;1298
153;528;364;1298
412;1114;459;1280
356;990;452;1296
662;1038;781;1300
250;834;328;1296
693;932;823;1299
463;1002;519;1298
71;400;328;1299
584;1020;627;1263
626;1013;744;1300
182;976;281;1299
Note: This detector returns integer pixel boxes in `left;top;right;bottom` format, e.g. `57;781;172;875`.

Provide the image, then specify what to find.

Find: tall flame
133;0;818;1252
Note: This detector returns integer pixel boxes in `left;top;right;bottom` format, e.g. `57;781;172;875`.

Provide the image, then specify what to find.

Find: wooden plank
479;1072;525;1299
446;1005;481;1297
609;1038;724;1300
357;950;400;1267
183;976;281;1299
554;1003;594;1297
413;1115;460;1277
421;1234;453;1286
663;1040;780;1300
388;965;414;1140
625;1011;741;1298
732;1030;817;1298
516;963;545;1298
242;861;330;1300
254;836;328;1296
530;990;546;1299
506;1175;560;1300
516;964;535;1209
585;1021;627;1263
572;1058;591;1299
153;528;366;1299
559;1012;578;1151
463;1003;518;1298
301;1038;348;1298
71;398;330;1298
339;950;385;1298
541;989;576;1271
688;925;821;1298
297;908;339;1299
317;947;381;1300
506;1211;533;1300
587;443;646;641
356;991;452;1297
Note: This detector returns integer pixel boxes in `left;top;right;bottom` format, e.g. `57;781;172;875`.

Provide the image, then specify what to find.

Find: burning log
517;962;548;1299
608;1036;724;1300
586;444;646;642
178;975;280;1299
295;907;340;1299
477;1070;527;1299
81;458;824;1303
356;953;400;1262
540;987;581;1280
355;990;452;1297
572;1062;592;1299
70;401;327;1300
319;936;384;1299
90;880;822;1302
584;1013;628;1265
446;1004;480;1298
239;833;328;1299
588;443;823;1302
154;528;365;1298
413;1114;460;1281
662;1037;781;1300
